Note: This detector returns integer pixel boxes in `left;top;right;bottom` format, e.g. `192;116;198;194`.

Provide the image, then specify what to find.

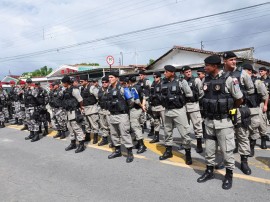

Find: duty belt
206;114;229;120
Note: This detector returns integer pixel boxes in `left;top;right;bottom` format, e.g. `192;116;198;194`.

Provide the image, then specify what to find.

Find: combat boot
240;155;251;175
197;166;215;183
222;169;233;190
75;141;85;153
126;147;134;163
233;139;238;153
43;126;49;136
147;126;154;137
38;126;42;134
65;140;77;151
196;138;203;153
31;131;40;142
137;139;147;154
261;136;267;149
14;118;19;125
0;121;5;128
25;131;34;140
53;131;62;138
21;124;28;131
5;118;9;123
98;136;108;146
85;133;91;142
108;146;122;159
18;119;23;125
249;139;256;157
143;122;147;129
185;149;192;165
60;131;66;139
93;133;98;144
150;131;159;143
159;146;173;160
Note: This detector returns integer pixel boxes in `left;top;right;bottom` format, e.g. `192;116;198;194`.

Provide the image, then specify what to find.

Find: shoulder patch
233;78;239;85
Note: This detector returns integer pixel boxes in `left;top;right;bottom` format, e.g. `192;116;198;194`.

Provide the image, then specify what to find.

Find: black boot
38;125;42;134
85;133;91;142
144;122;147;129
43;126;49;136
53;131;62;138
196;138;203;153
126;147;134;163
147;126;154;137
197;166;215;183
5;118;9;123
249;139;256;157
18;119;23;125
137;139;147;154
65;140;77;151
98;136;108;146
21;125;28;130
31;131;40;142
240;155;251;175
93;133;98;144
25;131;34;140
233;139;238;153
261;136;267;149
0;121;5;128
159;146;173;160
108;146;122;159
222;169;233;190
150;131;159;143
14;118;19;125
75;141;85;153
185;149;192;165
60;131;66;139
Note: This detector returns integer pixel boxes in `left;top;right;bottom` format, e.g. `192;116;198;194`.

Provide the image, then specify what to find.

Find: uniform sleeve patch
233;78;239;85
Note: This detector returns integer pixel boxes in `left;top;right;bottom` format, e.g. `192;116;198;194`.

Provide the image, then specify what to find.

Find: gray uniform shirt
84;85;99;115
185;77;204;112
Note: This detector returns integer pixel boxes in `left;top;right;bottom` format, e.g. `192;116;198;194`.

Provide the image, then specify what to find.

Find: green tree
148;59;155;65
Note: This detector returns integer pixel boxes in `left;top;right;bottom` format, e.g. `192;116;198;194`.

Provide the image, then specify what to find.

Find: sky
0;0;270;79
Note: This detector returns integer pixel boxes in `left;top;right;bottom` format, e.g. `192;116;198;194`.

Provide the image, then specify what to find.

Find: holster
75;109;84;123
239;106;251;129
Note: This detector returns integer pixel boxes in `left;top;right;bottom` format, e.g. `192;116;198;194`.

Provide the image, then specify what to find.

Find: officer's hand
141;105;146;112
263;105;268;113
80;107;85;114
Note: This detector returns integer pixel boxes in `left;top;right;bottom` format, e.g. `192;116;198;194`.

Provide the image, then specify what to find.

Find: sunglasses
102;81;108;83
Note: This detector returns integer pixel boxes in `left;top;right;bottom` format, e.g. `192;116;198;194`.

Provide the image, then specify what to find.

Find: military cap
197;68;205;73
129;75;137;83
19;80;26;85
102;76;109;82
109;71;119;77
34;82;40;85
61;75;71;83
204;55;221;65
9;80;16;84
153;72;161;77
80;75;88;81
26;78;32;83
119;76;128;83
139;70;146;75
182;65;191;72
242;64;253;71
164;65;176;72
223;51;237;59
259;66;268;71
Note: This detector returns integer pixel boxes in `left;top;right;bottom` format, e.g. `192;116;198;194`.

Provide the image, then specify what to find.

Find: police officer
97;76;110;146
62;76;85;153
182;65;204;153
159;65;193;165
129;75;147;153
197;55;243;190
24;78;40;142
18;80;27;127
197;68;206;81
223;51;254;175
49;81;67;139
149;72;165;143
80;75;100;144
0;82;9;128
9;80;20;124
107;72;134;163
243;64;269;154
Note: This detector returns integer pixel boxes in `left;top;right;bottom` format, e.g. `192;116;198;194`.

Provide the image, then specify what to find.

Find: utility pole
120;52;123;66
200;41;204;50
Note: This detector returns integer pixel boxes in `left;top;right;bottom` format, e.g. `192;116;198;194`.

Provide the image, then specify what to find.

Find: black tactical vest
81;85;97;106
137;79;150;97
36;87;47;106
49;89;63;108
62;86;79;111
10;87;19;102
232;67;258;108
98;88;108;110
202;72;234;120
161;79;185;109
185;77;199;103
150;81;162;106
107;84;129;115
24;88;38;107
261;76;270;94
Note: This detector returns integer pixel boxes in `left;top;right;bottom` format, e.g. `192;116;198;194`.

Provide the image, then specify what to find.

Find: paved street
0;125;270;202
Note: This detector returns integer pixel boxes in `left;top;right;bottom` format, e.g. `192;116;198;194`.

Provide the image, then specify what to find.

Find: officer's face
224;57;237;70
102;80;109;88
81;80;88;86
197;72;205;80
259;70;267;77
109;75;117;85
62;82;68;88
153;76;160;82
139;74;145;80
204;64;216;74
20;84;25;88
164;70;174;79
183;70;192;78
244;69;252;76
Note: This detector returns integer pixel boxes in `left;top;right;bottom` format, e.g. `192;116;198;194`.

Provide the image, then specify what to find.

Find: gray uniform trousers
185;102;203;139
130;107;144;140
99;109;110;137
151;105;165;132
52;107;67;131
0;110;5;122
13;101;21;119
84;105;100;134
109;113;133;148
67;110;85;141
2;107;9;119
164;107;191;149
25;107;39;132
19;103;26;122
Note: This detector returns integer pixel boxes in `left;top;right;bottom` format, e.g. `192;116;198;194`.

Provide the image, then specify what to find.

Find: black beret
252;69;257;74
109;71;119;77
119;76;129;83
34;82;40;85
197;68;205;73
102;76;109;82
52;80;60;86
204;55;221;65
153;72;161;77
129;75;137;83
139;70;146;75
164;65;176;72
223;51;237;59
88;78;93;82
259;66;268;71
26;78;32;83
61;76;71;83
242;64;253;71
182;65;191;72
92;78;98;82
80;75;88;81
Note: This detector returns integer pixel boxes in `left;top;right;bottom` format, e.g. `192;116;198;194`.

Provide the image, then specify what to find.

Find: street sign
106;55;114;66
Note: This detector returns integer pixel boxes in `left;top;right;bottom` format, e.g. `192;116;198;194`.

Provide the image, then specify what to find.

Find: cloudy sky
0;0;270;79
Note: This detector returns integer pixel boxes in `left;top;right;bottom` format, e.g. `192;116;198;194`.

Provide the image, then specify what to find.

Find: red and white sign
106;55;114;66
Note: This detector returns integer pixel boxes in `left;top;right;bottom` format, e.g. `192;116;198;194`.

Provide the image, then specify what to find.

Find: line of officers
2;51;270;190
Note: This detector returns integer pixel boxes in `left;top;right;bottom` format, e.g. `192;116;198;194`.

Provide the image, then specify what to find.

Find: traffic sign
106;55;114;66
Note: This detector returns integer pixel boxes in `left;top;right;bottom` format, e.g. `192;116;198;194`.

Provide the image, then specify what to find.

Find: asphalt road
0;125;270;202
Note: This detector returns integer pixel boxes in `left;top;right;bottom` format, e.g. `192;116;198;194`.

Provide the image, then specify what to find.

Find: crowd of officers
1;51;270;190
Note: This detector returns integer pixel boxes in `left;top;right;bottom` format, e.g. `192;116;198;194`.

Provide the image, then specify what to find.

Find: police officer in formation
9;80;21;124
19;80;27;129
0;82;9;128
